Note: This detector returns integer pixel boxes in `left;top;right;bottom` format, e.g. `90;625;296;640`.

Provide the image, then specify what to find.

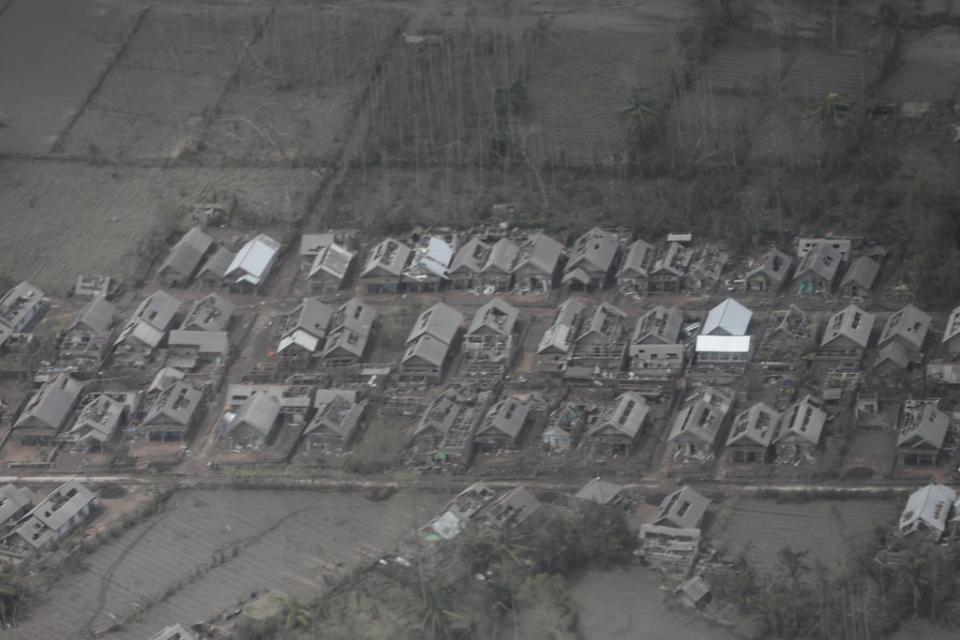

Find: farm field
879;26;960;102
0;160;320;290
6;489;445;640
0;0;140;155
712;497;898;576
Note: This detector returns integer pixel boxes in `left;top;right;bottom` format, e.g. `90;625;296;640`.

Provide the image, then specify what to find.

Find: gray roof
795;243;842;283
225;234;281;285
304;393;364;440
158;226;213;280
879;304;931;353
69;296;116;334
565;227;618;275
840;255;880;291
617;238;655;278
476;398;530;440
168;330;229;355
403;333;451;368
726;402;779;448
197;246;235;280
467;298;519;337
450;237;490;275
0;484;34;526
514;233;564;275
226;392;280;437
362;238;412;278
631;305;683;345
899;484;956;538
13;481;96;548
0;281;45;331
538;299;586;355
745;248;793;285
132;290;181;332
653;486;710;529
309;242;355;280
943;305;960;344
415;389;467;436
14;374;84;433
651;242;691;276
573;479;626;505
181;293;234;332
898;402;949;450
65;393;126;443
403;237;454;282
668;387;733;446
143;382;202;427
821;304;874;349
483;238;519;273
589;392;649;439
324;298;377;359
875;341;911;371
147;624;197;640
407;302;463;345
299;232;336;257
774;395;826;446
484;486;541;526
578;303;627;343
702;298;751;336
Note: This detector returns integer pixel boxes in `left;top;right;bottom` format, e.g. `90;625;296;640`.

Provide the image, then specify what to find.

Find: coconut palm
620;84;662;138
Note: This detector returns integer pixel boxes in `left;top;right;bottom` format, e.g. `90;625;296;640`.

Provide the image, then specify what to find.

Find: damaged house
473;396;531;452
400;302;464;383
180;293;234;333
112;290;181;367
166;330;229;370
570;303;628;371
839;255;880;298
57;295;117;373
136;381;203;441
624;305;684;376
537;298;587;373
480;238;519;291
942;304;960;356
562;227;619;290
0;281;47;334
896;400;948;466
818;304;875;365
759;305;813;363
725;402;780;464
224;234;281;293
5;481;96;551
687;247;728;291
195;246;235;289
875;304;931;374
616;238;656;292
512;232;564;293
585;392;650;456
403;236;455;292
794;243;842;295
322;298;377;367
360;238;412;293
301;390;365;453
639;486;710;572
411;388;484;461
308;242;355;294
449;238;491;290
773;394;827;459
898;484;956;539
647;242;692;293
221;392;282;449
12;374;84;446
744;248;793;293
0;485;34;538
797;237;852;261
462;297;519;375
156;226;214;287
276;298;334;366
59;392;130;452
668;387;733;460
653;486;711;529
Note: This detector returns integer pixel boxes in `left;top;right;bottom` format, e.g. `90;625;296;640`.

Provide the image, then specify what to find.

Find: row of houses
157;227;282;293
0;481;96;551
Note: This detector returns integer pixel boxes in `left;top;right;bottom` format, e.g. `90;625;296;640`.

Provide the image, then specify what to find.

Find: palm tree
620;84;662;139
0;569;22;626
804;91;849;130
277;594;312;632
410;580;466;640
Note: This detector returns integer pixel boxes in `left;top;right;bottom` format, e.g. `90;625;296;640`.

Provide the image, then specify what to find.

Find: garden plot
200;4;405;162
0;161;319;290
57;3;268;159
0;0;140;155
713;498;897;576
879;26;960;102
782;50;864;101
6;489;445;640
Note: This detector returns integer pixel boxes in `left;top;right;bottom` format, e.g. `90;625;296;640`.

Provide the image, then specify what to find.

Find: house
898;484;956;539
299;232;337;262
773;395;827;459
277;298;334;365
0;485;34;537
927;362;960;385
403;236;455;292
874;341;912;375
726;402;779;463
5;481;96;550
819;304;874;364
13;374;84;446
224;234;281;293
744;248;793;293
653;486;710;529
308;242;355;293
617;238;656;292
449;237;491;289
195;246;235;288
668;387;733;460
156;226;214;287
647;242;692;293
687;248;728;291
585;392;650;456
167;330;229;369
462;297;519;374
477;486;541;528
222;392;281;448
537;298;586;373
224;384;312;425
760;304;813;361
148;624;197;640
695;335;751;367
571;303;628;369
702;298;751;336
74;275;114;299
57;296;117;373
480;237;519;291
839;256;879;298
942;304;960;356
137;381;203;441
422;482;498;540
473;397;530;452
361;238;412;293
896;400;948;466
573;478;630;507
878;304;931;364
0;281;47;336
112;290;181;366
542;402;590;452
796;237;852;261
411;388;483;459
59;392;128;451
322;298;377;367
513;232;564;292
301;390;364;453
638;524;702;572
794;243;842;295
625;306;684;374
562;227;619;290
180;293;234;332
400;303;463;383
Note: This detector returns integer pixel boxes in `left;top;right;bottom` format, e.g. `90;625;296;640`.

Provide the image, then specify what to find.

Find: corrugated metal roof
695;335;751;353
702;298;752;336
226;234;281;284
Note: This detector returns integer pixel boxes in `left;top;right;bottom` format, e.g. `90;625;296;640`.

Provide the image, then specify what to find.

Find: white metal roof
226;234;280;284
695;335;751;353
702;298;752;336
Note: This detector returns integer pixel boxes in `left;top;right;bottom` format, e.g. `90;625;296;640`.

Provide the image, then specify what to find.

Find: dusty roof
69;295;116;334
795;243;842;283
0;281;46;331
143;382;202;426
898;402;948;450
323;298;377;359
617;238;655;278
415;389;469;436
573;478;626;505
944;305;960;344
404;237;455;281
309;242;355;280
821;304;874;349
181;293;234;332
0;484;34;525
403;333;450;367
477;398;530;440
131;290;181;333
197;246;235;280
13;480;96;548
651;242;692;276
450;237;491;275
702;298;752;336
745;248;793;284
168;330;229;355
304;393;364;440
879;304;931;353
65;394;126;443
727;402;779;448
158;226;213;280
632;306;683;345
565;227;619;275
840;255;880;291
653;486;710;529
578;303;627;343
299;232;336;256
899;483;955;538
668;387;733;446
225;234;281;285
514;233;564;275
13;374;84;432
774;395;826;446
362;238;412;278
484;237;520;273
467;297;519;337
407;302;463;345
589;392;649;439
484;486;541;526
226;392;280;438
875;341;911;371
